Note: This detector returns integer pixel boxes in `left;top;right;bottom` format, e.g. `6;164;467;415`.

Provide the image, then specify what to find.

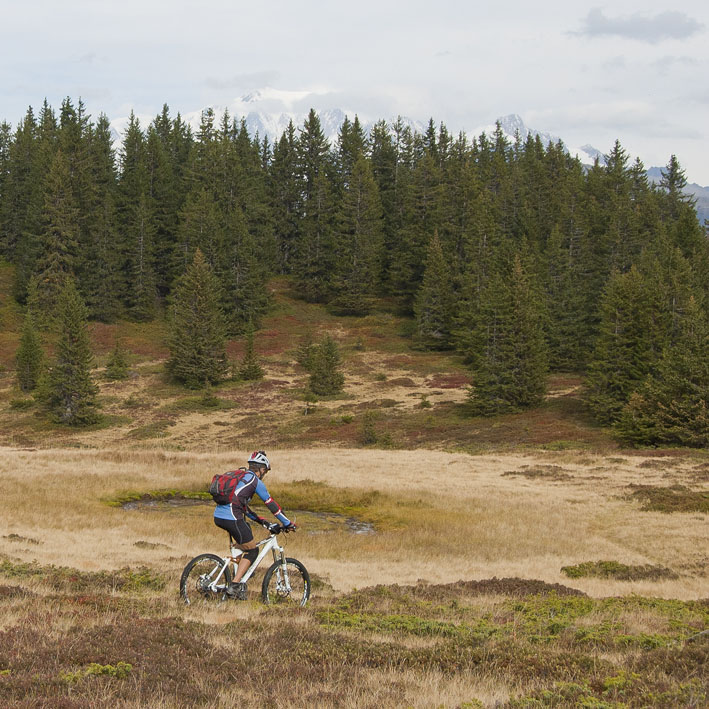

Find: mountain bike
180;526;310;607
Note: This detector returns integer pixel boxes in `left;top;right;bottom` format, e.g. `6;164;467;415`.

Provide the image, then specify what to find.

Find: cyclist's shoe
226;582;248;600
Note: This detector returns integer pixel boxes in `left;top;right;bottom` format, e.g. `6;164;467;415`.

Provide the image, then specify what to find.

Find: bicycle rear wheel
180;553;232;606
261;558;310;607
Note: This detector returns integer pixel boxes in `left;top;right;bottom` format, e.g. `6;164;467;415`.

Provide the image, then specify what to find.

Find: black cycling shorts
214;517;254;545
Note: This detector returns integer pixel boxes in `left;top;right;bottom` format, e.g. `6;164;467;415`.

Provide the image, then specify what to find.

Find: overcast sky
2;1;708;183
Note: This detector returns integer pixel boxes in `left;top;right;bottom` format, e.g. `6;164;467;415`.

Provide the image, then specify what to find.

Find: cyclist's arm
245;505;268;526
254;479;291;526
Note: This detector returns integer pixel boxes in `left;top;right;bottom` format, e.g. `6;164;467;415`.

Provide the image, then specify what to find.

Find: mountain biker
213;450;296;599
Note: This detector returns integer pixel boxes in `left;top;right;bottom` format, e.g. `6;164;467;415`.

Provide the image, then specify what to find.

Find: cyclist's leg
214;517;257;581
230;519;257;582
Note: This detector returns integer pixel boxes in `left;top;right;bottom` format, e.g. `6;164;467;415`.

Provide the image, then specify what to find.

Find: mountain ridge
108;90;708;200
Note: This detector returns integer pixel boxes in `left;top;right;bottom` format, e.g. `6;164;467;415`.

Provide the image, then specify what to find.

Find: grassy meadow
0;446;707;707
0;272;708;707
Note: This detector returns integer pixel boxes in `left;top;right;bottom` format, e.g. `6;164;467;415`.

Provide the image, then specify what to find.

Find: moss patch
502;465;573;481
104;489;210;507
0;558;166;593
125;419;176;439
561;560;679;581
161;395;240;413
628;485;709;513
266;479;382;521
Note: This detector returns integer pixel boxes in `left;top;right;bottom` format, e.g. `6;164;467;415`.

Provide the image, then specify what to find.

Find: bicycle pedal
226;582;248;600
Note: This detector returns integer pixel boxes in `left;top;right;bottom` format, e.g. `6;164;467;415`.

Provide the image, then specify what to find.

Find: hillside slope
0;273;610;453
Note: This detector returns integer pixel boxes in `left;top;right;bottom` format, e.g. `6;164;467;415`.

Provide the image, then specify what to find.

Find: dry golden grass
3;274;708;707
1;444;706;707
0;446;706;600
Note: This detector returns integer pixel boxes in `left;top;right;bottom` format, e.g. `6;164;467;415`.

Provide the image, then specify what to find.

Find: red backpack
209;468;248;504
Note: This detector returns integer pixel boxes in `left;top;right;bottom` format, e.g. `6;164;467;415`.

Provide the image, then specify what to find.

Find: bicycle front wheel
180;553;231;606
261;558;310;607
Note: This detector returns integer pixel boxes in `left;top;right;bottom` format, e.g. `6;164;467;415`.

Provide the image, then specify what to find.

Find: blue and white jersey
213;470;291;526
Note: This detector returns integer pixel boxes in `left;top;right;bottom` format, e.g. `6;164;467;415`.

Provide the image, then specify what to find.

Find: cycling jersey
213;470;291;527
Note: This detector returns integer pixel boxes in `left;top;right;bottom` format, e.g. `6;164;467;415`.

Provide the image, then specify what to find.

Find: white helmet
248;450;271;470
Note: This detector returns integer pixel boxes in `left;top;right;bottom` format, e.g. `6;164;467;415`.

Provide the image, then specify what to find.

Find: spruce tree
175;186;224;276
233;120;276;271
467;255;548;415
130;194;159;320
25;274;49;331
293;171;336;302
389;149;444;309
636;236;699;356
335;115;368;188
369;120;398;280
331;155;383;315
295;330;316;371
5;108;48;301
270;122;300;273
584;266;659;424
222;205;270;333
413;230;456;349
293;111;336;302
15;312;44;392
58;99;95;293
145;115;184;296
31;149;80;323
187;107;220;192
543;224;587;370
82;113;122;322
453;190;505;365
44;278;99;425
118;113;158;320
0;120;12;254
105;338;130;380
309;334;345;396
166;248;228;388
659;154;693;220
616;297;709;447
237;327;264;381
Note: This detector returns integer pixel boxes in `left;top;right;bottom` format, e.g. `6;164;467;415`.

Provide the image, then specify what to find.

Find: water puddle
121;498;210;510
119;499;375;534
294;510;375;535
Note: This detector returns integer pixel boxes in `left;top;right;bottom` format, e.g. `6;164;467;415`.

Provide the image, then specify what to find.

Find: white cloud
204;72;281;91
1;1;709;183
652;55;698;74
575;8;704;43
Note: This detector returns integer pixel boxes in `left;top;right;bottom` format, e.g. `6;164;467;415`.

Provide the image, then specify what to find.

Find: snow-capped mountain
109;88;425;147
472;114;603;167
109;91;706;204
186;88;368;143
110;95;602;169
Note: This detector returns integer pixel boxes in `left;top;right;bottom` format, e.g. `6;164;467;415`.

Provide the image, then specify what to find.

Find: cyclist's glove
267;522;281;534
258;518;270;528
284;523;297;533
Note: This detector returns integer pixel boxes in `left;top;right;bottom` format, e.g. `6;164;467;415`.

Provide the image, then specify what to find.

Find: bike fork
273;549;291;592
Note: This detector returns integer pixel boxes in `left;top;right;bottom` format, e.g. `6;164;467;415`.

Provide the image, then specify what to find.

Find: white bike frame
205;532;288;593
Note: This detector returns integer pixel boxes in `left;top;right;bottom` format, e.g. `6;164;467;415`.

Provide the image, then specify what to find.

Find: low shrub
105;489;210;507
503;465;572;481
628;485;709;513
0;559;166;593
60;661;132;683
125;419;176;439
9;398;34;410
561;560;679;581
2;533;41;545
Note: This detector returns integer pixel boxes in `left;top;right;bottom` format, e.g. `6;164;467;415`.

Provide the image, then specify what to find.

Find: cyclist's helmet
248;450;271;470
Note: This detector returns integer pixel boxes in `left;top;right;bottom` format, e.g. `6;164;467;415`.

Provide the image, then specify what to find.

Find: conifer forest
1;98;708;445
